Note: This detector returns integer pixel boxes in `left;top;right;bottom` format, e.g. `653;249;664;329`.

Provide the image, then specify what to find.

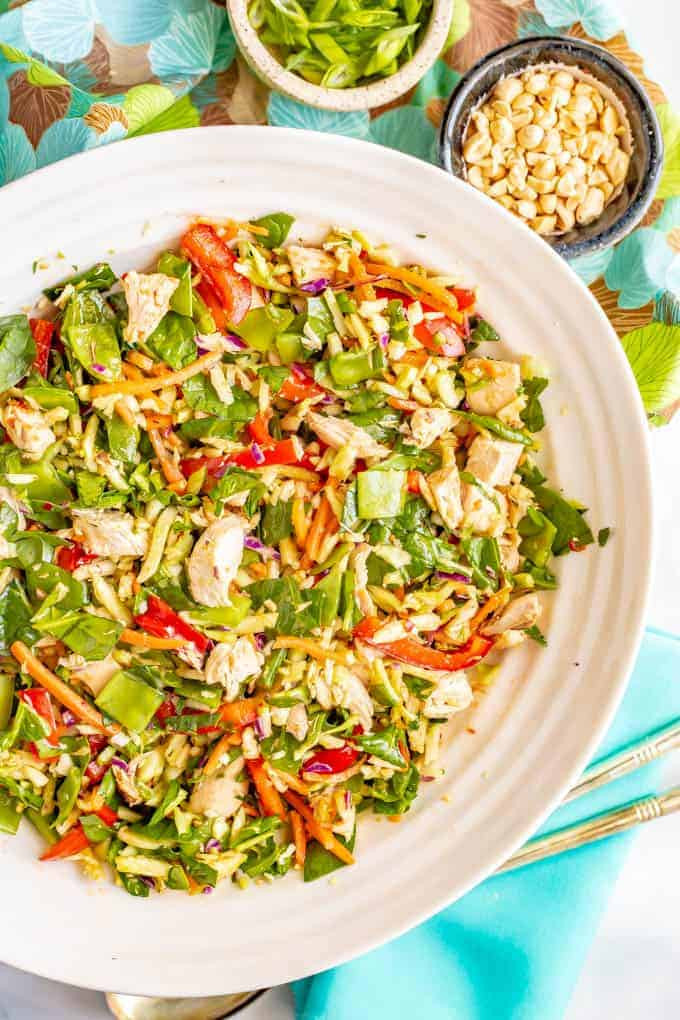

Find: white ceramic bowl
0;127;652;996
227;0;453;111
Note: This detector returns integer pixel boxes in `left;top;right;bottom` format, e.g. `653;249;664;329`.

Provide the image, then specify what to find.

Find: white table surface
2;4;679;1016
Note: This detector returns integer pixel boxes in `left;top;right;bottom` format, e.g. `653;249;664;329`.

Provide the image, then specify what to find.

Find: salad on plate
0;213;597;895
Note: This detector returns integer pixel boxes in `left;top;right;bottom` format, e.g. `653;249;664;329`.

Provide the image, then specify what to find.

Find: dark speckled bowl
438;36;663;259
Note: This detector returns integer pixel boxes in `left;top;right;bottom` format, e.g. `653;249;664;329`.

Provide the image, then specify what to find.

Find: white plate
0;127;652;996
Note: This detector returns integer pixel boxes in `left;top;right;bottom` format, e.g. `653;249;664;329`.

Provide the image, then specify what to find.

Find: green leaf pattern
0;0;677;421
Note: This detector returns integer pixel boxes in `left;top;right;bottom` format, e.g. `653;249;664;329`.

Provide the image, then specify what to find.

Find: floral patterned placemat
0;0;678;421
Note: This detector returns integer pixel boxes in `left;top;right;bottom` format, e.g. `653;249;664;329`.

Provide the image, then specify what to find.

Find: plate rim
0;126;654;995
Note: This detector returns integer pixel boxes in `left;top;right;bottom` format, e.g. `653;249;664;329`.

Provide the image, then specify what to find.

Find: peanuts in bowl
461;64;632;237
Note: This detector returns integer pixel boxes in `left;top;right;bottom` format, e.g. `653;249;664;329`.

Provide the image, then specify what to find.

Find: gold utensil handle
498;786;680;873
564;718;680;803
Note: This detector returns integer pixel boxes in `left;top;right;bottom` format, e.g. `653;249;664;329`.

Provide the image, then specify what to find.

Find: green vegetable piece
518;507;557;567
44;263;117;301
80;813;114;842
23;379;78;415
314;560;344;627
598;527;611;547
276;332;305;364
107;413;139;464
520;377;548;433
533;485;594;556
260;500;293;546
181;854;219;887
454;410;533;446
252;212;295;249
76;470;107;506
258;365;290;393
329;346;385;386
0;315;36;392
182;376;257;421
186;592;251;628
304;828;355;882
0;581;36;652
96;671;164;732
55;766;83;828
261;648;287;688
157;252;193;318
363;24;419;77
191;287;216;335
0;675;14;730
25;561;87;610
61;614;123;660
167;865;190;891
26;808;57;845
146;311;197;369
357;469;405;519
354;724;408;768
525;624;547;647
149;779;185;825
470;318;500;343
234;305;294;352
67;324;121;382
0;789;21;835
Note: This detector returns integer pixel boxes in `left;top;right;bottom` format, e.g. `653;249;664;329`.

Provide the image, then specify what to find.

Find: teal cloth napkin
294;628;680;1020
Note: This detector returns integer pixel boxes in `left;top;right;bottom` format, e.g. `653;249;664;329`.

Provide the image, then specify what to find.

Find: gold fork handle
497;786;680;873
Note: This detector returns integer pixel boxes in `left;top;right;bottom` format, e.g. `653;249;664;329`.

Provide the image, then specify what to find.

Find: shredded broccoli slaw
0;214;598;895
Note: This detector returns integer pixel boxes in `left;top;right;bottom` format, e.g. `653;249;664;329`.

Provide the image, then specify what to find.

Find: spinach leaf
119;873;151;898
0;580;35;651
61;613;123;660
518;507;556;568
252;212;295;249
0;451;71;528
44;263;116;301
303;828;355;883
348;407;402;442
469;318;500;343
182;376;257;420
5;532;64;569
211;467;264;516
0;315;36;391
520;377;548;433
518;459;546;489
260;500;293;546
525;624;547;646
257;365;290;393
370;763;419;815
230;816;281;851
149;779;186;825
62;290;121;381
25;562;87;610
305;295;334;341
354;725;408;769
378;437;440;472
146;312;196;369
157;252;193;318
180;855;219;887
107;414;139;463
178;418;241;442
461;535;501;589
533;486;594;555
76;470;107;506
80;813;115;842
345;389;386;412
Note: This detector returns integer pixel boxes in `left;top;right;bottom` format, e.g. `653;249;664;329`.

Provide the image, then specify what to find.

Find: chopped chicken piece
285;245;336;288
112;760;142;806
122;271;178;346
409;407;454;449
306;411;388;461
315;665;374;733
204;638;264;701
72;509;149;559
286;703;309;742
424;671;473;718
498;534;521;574
189;756;247;818
427;464;463;531
465;358;521;415
482;592;541;635
461;483;506;537
352;543;374;617
63;653;120;697
187;515;245;607
466;435;522;487
2;401;55;460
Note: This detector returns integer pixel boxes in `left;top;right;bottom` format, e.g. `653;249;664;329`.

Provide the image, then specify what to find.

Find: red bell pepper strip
180;437;302;481
407;470;422;494
248;412;274;448
451;287;476;311
155;698;177;724
195;279;229;332
354;618;493;672
29;318;55;377
95;804;118;827
218;698;261;729
181;224;252;326
56;541;97;572
279;364;324;403
300;745;359;776
414;318;465;358
40;825;90;861
134;595;210;656
85;760;109;784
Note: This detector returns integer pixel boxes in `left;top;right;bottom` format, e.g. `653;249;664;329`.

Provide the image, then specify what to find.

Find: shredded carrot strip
204;733;238;777
348;252;371;283
290;811;307;867
144;412;173;429
148;427;187;492
273;636;351;666
89;351;221;398
10;641;114;735
400;350;429;367
114;400;137;427
186;875;204;895
292;497;310;549
268;766;310;796
365;262;463;320
283;791;354;866
247;759;288;820
303;496;331;565
248;561;268;579
120;629;185;650
122;363;145;381
387;396;419;412
469;585;511;633
126;351;155;373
